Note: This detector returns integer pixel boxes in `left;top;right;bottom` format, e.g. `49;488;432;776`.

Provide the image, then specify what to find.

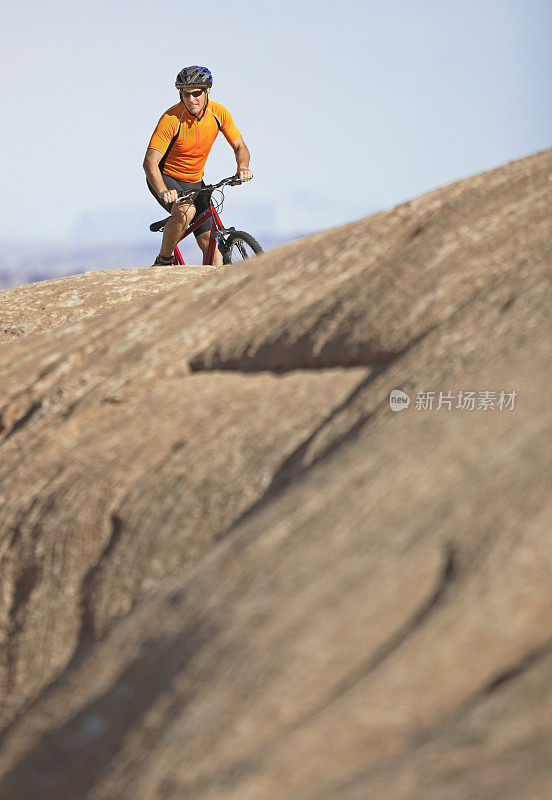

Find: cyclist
144;65;253;267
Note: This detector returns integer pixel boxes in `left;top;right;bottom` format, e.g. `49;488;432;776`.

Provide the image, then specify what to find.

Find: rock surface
0;264;216;344
0;149;550;799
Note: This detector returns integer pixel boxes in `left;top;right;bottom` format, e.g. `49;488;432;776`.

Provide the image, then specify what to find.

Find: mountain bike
149;176;263;266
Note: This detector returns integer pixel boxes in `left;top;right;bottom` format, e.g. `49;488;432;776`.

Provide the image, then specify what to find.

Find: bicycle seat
150;217;171;232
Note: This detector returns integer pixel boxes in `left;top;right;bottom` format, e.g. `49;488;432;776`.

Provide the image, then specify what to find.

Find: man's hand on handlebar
235;167;253;183
160;188;179;205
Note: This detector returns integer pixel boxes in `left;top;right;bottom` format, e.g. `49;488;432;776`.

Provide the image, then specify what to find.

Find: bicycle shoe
151;253;174;267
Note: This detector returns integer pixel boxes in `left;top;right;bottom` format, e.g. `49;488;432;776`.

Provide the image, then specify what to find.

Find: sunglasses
180;88;205;98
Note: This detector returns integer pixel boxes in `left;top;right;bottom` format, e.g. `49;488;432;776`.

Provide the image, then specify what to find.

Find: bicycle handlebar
175;175;251;202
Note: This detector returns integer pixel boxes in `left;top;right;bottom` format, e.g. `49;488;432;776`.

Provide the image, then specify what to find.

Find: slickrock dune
0;264;216;343
0;149;550;799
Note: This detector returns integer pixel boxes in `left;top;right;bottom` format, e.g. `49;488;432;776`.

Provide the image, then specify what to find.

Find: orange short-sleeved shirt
148;100;241;182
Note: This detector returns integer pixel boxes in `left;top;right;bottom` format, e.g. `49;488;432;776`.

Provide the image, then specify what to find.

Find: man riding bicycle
143;65;253;267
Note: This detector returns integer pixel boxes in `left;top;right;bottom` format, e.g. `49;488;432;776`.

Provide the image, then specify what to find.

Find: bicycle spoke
230;242;253;262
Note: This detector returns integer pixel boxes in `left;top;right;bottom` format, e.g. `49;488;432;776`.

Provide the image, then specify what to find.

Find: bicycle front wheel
221;231;263;264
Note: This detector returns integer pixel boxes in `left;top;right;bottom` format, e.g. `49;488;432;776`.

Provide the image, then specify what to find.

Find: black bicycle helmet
175;65;213;89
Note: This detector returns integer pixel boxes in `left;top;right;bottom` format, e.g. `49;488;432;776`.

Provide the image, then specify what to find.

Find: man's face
179;87;209;114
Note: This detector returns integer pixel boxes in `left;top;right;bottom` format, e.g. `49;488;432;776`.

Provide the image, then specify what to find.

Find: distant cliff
0;149;550;800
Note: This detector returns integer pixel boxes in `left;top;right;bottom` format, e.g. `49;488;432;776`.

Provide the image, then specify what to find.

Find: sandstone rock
0;149;550;799
0;265;216;344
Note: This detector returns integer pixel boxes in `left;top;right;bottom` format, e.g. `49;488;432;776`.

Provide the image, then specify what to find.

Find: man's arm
143;148;178;205
230;136;253;181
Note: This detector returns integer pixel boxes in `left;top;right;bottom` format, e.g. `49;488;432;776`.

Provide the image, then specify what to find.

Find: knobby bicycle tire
220;230;263;265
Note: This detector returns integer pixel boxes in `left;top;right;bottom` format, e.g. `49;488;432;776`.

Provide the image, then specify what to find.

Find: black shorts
147;174;211;236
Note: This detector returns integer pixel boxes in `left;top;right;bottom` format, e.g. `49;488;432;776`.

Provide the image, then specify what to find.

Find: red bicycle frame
173;201;224;266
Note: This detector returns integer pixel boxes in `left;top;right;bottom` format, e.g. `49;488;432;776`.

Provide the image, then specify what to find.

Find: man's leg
159;201;196;259
196;231;223;266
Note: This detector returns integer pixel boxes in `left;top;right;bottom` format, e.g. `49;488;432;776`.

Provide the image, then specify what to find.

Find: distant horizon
0;230;310;289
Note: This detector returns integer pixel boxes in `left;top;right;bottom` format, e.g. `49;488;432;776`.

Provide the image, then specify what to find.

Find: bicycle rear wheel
221;231;263;264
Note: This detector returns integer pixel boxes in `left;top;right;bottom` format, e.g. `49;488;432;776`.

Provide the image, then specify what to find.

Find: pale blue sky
1;0;550;242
